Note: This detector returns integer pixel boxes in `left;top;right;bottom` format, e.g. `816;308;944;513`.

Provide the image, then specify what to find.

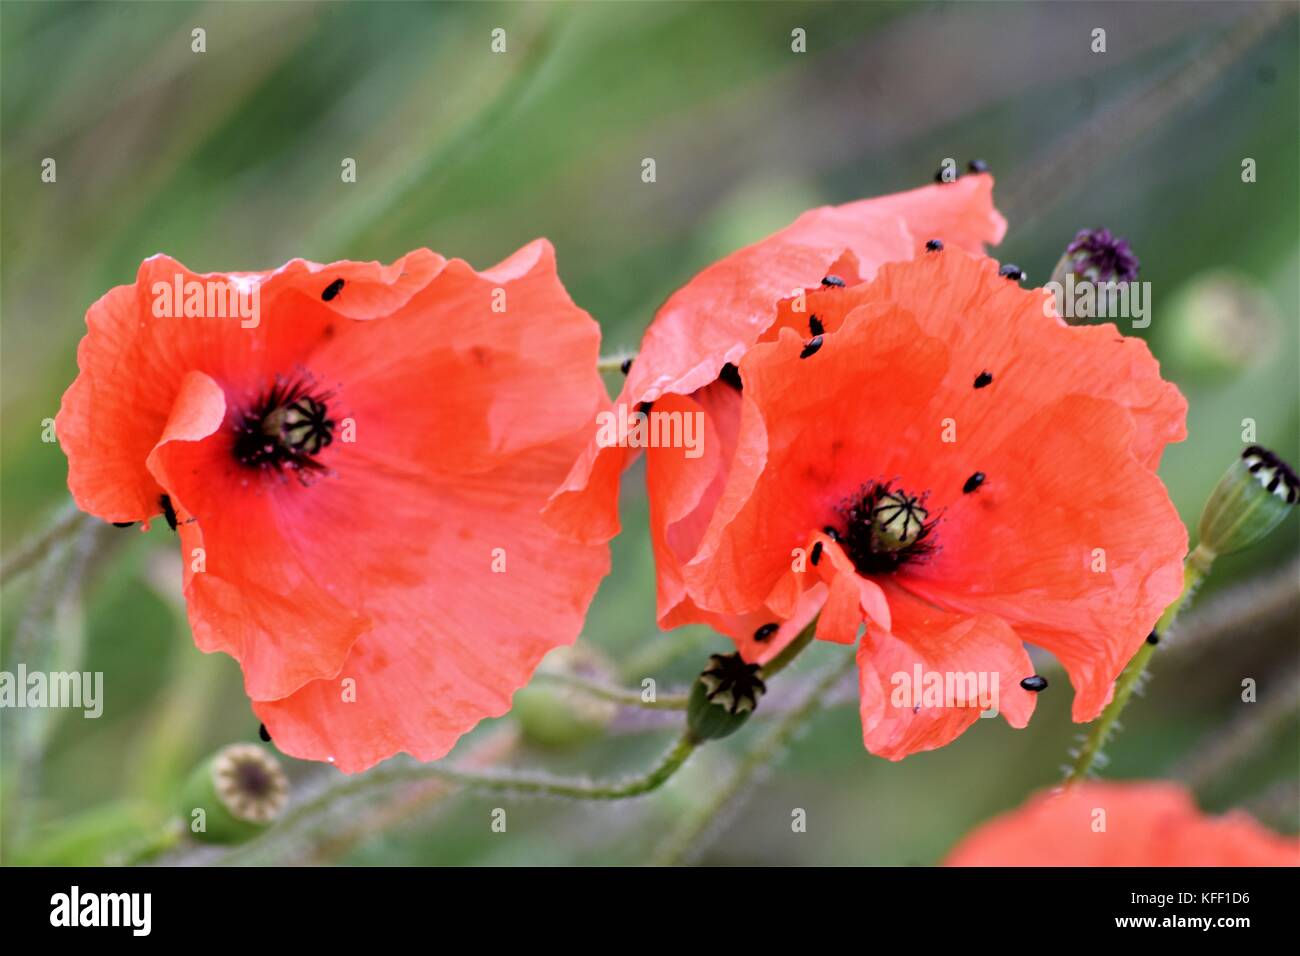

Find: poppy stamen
837;482;937;575
234;377;336;475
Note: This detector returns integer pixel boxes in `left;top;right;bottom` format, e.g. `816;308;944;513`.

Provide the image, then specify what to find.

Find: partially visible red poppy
681;249;1187;757
58;241;609;772
547;175;1008;652
945;781;1299;866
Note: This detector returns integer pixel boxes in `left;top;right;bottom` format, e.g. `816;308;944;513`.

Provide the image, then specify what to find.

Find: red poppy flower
681;251;1190;759
57;241;609;772
546;175;1009;653
679;248;1187;756
945;781;1299;866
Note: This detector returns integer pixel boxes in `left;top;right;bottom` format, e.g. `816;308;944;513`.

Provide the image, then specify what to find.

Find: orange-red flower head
945;781;1299;866
547;175;1008;645
549;173;1187;760
57;241;609;772
684;249;1187;756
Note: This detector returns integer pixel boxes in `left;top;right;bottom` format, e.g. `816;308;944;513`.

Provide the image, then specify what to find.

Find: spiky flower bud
1062;228;1140;284
686;653;766;742
1198;446;1297;556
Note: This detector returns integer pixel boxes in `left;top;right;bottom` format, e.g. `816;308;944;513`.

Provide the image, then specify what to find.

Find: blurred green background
2;1;1296;865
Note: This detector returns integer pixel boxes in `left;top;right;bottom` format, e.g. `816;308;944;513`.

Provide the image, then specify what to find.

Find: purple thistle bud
1065;228;1140;284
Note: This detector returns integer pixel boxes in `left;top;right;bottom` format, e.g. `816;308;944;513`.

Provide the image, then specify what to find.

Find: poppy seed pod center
211;744;288;825
871;489;929;550
233;378;336;474
837;482;937;576
234;757;275;798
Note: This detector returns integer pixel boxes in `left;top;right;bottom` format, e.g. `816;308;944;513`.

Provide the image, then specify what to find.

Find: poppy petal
683;315;949;617
56;251;444;524
61;243;611;770
677;249;1186;735
899;393;1188;722
945;781;1300;867
626;175;1004;405
857;585;1036;760
848;172;1007;259
646;386;741;628
813;541;892;642
856;250;1187;469
306;240;606;476
253;439;610;773
145;387;370;701
259;248;445;321
544;177;1008;546
712;584;828;666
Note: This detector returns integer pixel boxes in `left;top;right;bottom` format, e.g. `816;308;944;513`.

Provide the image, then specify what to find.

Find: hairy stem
214;733;699;866
1174;664;1300;790
534;671;689;710
652;650;855;865
382;732;696;800
0;502;87;585
762;617;819;678
1065;543;1216;784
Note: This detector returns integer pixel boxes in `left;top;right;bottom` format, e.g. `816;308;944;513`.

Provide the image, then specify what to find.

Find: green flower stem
215;733;700;865
761;616;819;678
0;502;87;585
213;621;824;864
619;627;711;681
400;732;697;799
653;650;855;865
1175;664;1300;790
534;671;689;710
1065;543;1217;784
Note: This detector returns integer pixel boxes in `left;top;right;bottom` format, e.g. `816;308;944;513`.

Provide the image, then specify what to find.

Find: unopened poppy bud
686;653;766;742
1160;272;1279;379
871;490;928;551
512;647;618;749
1059;228;1140;285
1198;446;1298;556
514;688;616;748
180;743;288;844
